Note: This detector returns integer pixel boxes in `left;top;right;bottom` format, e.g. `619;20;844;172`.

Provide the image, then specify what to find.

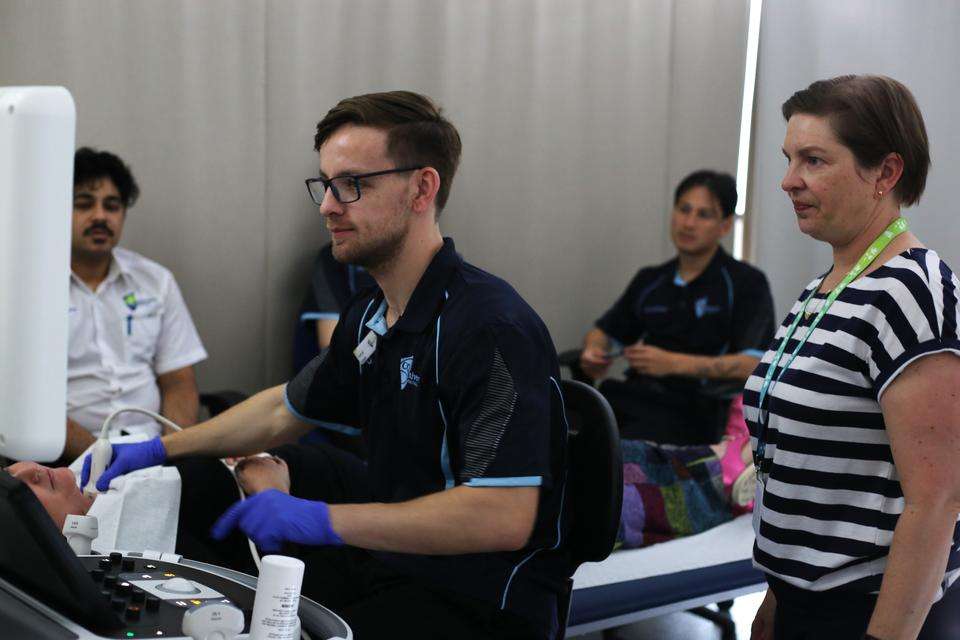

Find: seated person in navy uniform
295;242;375;370
89;90;569;640
580;170;775;445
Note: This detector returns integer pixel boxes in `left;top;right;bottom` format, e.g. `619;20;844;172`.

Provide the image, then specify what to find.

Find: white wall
748;0;960;317
0;0;749;392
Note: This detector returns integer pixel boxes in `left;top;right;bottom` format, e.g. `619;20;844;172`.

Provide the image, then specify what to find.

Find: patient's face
6;462;94;530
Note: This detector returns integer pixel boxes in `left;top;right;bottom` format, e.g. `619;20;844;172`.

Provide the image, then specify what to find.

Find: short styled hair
314;91;462;214
73;147;140;209
674;170;738;218
782;75;930;207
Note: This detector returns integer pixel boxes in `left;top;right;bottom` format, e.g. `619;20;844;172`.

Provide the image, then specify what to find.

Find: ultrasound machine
0;87;352;640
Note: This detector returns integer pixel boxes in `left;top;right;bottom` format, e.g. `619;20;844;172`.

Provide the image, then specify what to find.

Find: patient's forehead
6;461;47;479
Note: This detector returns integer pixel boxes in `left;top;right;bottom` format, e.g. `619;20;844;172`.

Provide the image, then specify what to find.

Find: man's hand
210;490;343;552
750;588;776;640
81;437;167;491
580;345;613;380
235;455;290;495
624;343;680;377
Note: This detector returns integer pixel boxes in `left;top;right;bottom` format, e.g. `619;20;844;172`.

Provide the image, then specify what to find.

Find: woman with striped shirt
746;75;960;640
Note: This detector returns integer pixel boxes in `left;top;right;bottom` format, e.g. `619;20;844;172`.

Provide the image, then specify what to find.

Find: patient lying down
5;455;287;572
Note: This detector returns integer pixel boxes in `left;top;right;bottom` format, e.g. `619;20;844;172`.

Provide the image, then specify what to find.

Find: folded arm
625;343;759;382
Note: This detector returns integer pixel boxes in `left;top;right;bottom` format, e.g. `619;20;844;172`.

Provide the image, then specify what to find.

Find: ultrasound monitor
0;86;75;462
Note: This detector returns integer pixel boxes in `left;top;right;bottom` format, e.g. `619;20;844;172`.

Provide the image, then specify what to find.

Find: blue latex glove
80;437;168;491
210;489;344;553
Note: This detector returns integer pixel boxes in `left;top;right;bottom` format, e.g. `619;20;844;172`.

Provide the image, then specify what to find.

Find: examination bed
567;513;765;637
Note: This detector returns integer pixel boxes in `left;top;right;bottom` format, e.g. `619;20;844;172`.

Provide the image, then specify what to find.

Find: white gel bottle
249;555;305;640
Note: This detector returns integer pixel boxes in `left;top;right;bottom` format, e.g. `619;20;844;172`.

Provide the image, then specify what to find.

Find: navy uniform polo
285;238;570;635
597;246;774;443
295;243;377;370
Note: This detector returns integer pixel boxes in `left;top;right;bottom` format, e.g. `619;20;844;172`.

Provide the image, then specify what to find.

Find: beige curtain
1;0;748;392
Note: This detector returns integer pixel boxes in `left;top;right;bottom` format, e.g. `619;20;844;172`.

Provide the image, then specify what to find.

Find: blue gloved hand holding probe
210;489;344;552
80;436;168;491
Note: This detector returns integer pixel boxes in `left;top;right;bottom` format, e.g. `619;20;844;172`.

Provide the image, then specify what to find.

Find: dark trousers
599;379;728;445
769;575;960;639
175;442;544;639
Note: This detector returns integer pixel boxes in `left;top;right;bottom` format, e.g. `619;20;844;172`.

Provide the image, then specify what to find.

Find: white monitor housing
0;86;75;461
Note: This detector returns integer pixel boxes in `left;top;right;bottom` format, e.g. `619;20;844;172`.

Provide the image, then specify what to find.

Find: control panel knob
125;605;141;621
122;558;136;571
115;582;131;596
103;575;117;588
109;552;122;565
131;589;146;604
110;597;125;612
89;568;105;582
145;596;160;612
157;576;201;595
98;558;112;570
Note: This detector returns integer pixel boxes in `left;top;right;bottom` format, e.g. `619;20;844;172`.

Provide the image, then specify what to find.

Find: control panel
80;553;255;638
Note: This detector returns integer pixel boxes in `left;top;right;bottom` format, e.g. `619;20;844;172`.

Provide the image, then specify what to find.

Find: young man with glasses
65;148;207;461
88;91;569;639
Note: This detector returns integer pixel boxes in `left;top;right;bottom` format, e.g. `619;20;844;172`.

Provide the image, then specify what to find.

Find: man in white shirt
65;148;207;460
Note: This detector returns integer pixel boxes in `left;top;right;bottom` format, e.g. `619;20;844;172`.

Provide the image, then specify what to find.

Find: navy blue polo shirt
285;238;570;634
597;246;775;398
295;243;377;370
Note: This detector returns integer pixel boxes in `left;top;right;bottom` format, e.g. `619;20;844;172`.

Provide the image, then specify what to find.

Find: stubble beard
332;206;411;272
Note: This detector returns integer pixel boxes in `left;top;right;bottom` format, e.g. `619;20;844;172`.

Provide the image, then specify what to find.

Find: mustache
83;222;114;237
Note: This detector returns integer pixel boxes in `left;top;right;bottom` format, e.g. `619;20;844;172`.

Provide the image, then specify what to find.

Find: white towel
69;436;181;554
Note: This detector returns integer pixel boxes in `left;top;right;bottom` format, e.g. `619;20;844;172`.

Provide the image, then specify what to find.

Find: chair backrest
561;379;623;567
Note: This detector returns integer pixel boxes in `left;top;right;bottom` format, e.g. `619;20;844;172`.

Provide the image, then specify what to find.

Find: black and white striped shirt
744;248;960;595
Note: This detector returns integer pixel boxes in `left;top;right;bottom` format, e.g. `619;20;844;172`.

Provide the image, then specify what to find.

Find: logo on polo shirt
123;292;138;311
695;296;722;318
400;356;421;390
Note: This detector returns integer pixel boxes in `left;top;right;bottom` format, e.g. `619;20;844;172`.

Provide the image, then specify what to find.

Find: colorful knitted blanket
616;438;733;549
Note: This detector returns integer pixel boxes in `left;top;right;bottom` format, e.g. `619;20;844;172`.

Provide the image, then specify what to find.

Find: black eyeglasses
305;166;423;205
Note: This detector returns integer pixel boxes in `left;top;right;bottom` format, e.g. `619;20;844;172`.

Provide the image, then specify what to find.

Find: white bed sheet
573;513;756;590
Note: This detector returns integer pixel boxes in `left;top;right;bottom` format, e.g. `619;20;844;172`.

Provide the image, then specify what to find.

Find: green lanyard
754;216;909;476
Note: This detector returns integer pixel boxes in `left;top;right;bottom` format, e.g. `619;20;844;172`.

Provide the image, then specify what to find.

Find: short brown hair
782;75;930;206
314;91;462;214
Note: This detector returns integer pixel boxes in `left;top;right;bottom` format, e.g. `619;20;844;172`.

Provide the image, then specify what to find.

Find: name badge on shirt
354;330;379;365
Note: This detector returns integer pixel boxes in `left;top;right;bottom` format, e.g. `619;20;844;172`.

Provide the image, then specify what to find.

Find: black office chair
557;379;623;640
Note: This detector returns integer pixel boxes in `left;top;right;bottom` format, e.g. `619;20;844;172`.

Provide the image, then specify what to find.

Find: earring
876;190;884;198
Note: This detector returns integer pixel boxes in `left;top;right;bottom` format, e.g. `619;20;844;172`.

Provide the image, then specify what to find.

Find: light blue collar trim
673;272;687;287
365;299;389;336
